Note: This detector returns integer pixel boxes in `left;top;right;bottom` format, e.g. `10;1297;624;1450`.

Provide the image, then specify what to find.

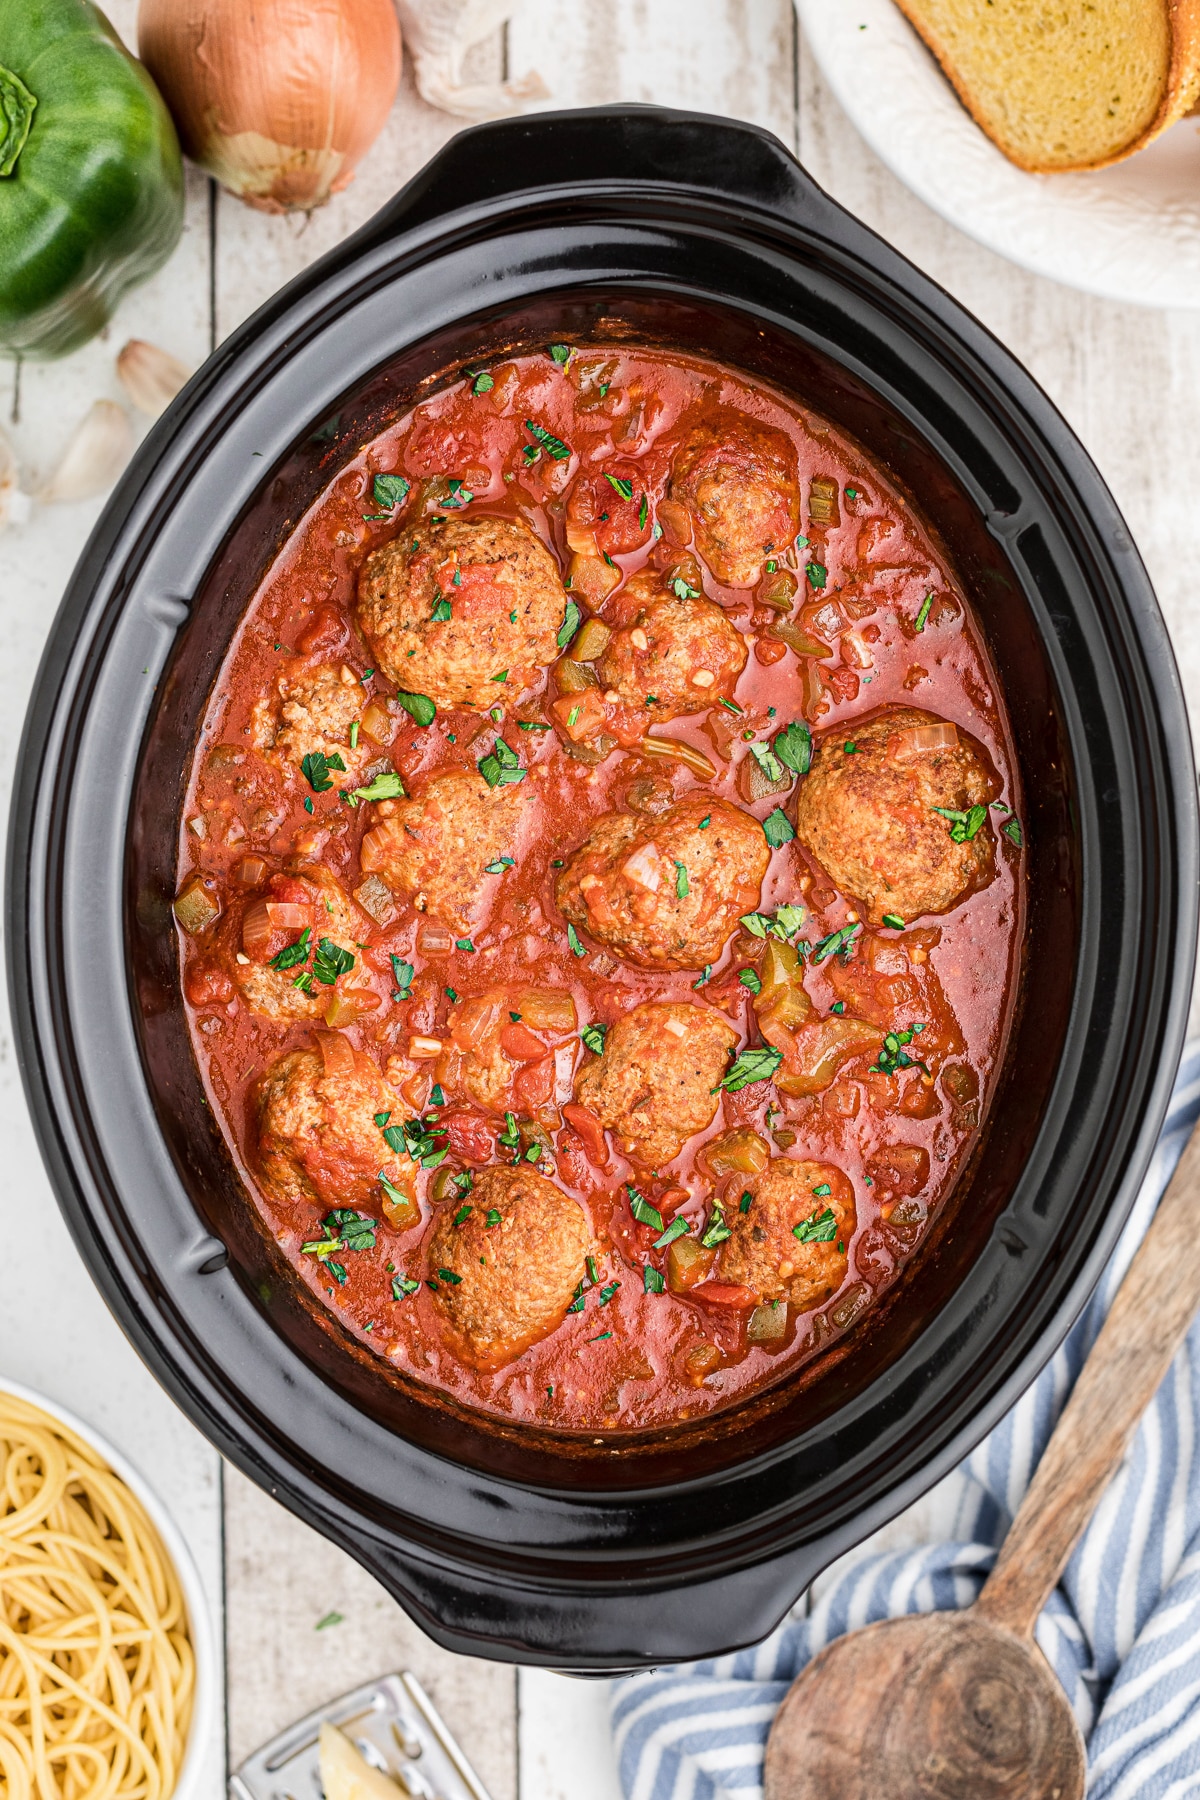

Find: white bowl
0;1376;218;1800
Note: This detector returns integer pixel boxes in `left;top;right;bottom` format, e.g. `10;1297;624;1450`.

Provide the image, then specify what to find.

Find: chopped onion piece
409;1035;443;1060
317;1030;356;1079
324;986;381;1028
417;923;455;955
889;721;959;760
622;843;665;892
518;989;578;1033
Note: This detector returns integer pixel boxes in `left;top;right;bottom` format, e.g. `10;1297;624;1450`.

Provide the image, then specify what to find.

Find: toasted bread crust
895;0;1200;171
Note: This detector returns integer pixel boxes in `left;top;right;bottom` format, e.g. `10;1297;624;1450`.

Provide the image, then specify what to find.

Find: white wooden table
3;6;1199;1798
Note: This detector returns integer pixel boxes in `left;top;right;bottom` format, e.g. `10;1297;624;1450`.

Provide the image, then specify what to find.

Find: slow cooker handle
355;104;847;248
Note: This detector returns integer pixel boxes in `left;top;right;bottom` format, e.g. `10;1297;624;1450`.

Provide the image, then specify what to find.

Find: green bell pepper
0;0;184;359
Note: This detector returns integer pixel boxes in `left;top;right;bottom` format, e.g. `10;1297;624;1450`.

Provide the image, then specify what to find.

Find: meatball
595;573;747;739
555;797;769;970
668;413;801;588
230;868;369;1024
359;770;528;937
356;513;569;709
426;1166;591;1368
574;1001;737;1168
719;1157;855;1309
251;660;373;779
256;1037;417;1212
793;708;997;921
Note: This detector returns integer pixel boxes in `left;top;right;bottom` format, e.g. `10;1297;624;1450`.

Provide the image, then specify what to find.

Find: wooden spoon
764;1118;1200;1800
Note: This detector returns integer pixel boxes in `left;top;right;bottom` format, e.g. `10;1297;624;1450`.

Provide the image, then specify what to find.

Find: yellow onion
137;0;402;214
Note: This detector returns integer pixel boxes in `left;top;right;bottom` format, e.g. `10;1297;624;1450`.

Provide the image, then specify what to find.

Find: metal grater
229;1671;494;1800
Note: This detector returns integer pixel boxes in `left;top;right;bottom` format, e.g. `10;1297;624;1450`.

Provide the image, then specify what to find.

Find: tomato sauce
176;344;1025;1433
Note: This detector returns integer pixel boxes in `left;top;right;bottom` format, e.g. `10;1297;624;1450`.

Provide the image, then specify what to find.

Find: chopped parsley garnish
604;472;634;500
597;1281;621;1305
811;923;860;963
639;493;648;530
519;719;552;731
674;860;690;899
478;735;525;788
654;1217;691;1249
558;597;582;649
870;1022;928;1077
491;670;508;683
644;1267;666;1295
436;1268;463;1284
472;371;494;395
452;1204;473;1227
303;1207;376;1261
588;1330;613;1342
269;927;312;972
456;937;476;952
882;912;905;930
698;814;711;829
372;473;411;510
525;418;571;461
739;906;806;942
431;597;452;621
915;591;934;632
830;1000;845;1014
392;1274;420;1298
719;697;743;714
549;343;572;364
311;938;354;985
567;1281;586;1314
567;923;587;958
933;803;988;843
763;808;794;848
343;770;405;806
349;721;360;750
739;1190;753;1214
525;1143;542;1162
395;690;436;728
812;1182;832;1196
671;577;699;599
693;965;712;989
750;742;786;783
717;1045;783;1092
628;1188;664;1232
805;560;828;590
499;1112;521;1151
445;985;458;1002
793;1206;837;1244
303;797;314;814
739;968;762;994
484;856;515;873
443;478;472;508
580;1022;607;1054
301;750;346;793
700;1200;732;1248
568;705;581;728
485;1209;502;1227
1002;817;1023;847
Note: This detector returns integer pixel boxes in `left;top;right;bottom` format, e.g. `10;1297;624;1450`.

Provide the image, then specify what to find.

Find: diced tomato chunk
513;1055;555;1110
500;1021;548;1061
185;962;234;1007
691;1282;758;1310
296;605;346;656
440;1110;496;1165
562;1102;609;1167
551;689;609;744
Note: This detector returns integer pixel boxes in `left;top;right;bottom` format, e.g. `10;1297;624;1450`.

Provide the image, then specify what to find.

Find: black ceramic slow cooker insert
8;108;1196;1670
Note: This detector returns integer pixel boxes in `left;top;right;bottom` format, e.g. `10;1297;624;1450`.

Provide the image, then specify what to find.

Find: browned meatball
359;770;528;936
356;513;568;710
668;413;801;588
426;1166;591;1369
227;868;370;1025
574;1000;737;1167
719;1158;855;1309
256;1036;417;1213
555;796;769;971
595;573;747;741
251;660;374;780
793;708;997;921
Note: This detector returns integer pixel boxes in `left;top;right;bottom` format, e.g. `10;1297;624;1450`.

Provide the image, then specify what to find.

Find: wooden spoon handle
976;1116;1200;1639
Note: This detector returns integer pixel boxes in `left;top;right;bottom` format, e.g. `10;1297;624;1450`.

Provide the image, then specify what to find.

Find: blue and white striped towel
613;1040;1200;1800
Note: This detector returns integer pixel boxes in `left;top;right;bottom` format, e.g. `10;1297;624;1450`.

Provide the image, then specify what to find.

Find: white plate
0;1377;218;1800
796;0;1200;309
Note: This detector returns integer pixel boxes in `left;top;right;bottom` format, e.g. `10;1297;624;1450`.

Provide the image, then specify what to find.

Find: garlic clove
37;400;135;504
0;427;31;534
117;339;192;418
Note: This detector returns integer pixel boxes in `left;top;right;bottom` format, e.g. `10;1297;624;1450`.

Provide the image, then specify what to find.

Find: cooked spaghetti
0;1392;195;1800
